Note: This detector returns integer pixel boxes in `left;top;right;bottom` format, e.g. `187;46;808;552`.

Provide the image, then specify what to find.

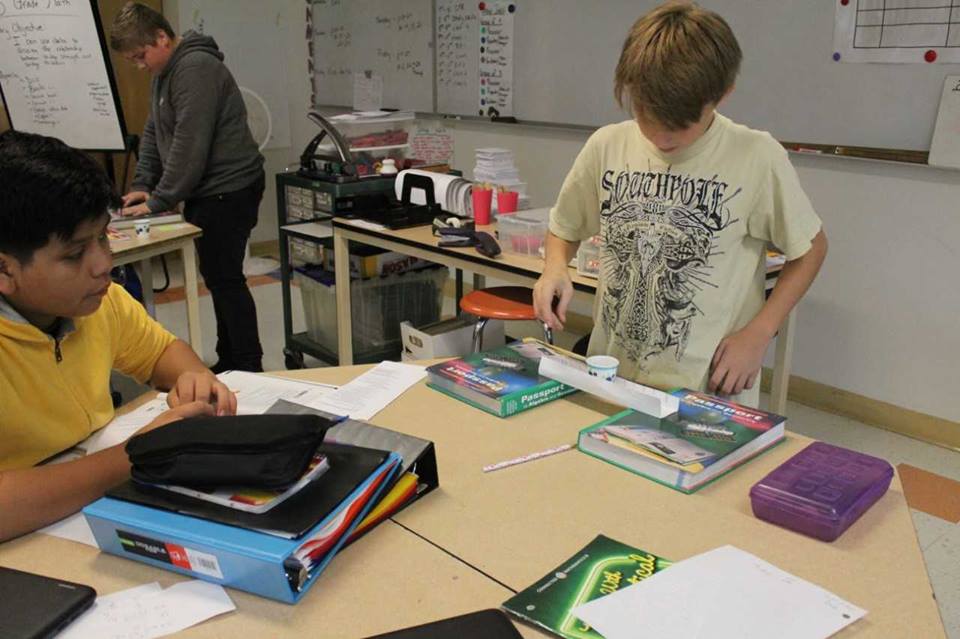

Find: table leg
139;258;155;317
472;274;486;291
334;227;354;365
181;241;204;358
770;307;795;416
455;268;464;312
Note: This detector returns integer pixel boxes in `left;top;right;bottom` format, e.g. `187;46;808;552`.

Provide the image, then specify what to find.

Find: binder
107;443;389;539
268;400;440;534
83;451;401;603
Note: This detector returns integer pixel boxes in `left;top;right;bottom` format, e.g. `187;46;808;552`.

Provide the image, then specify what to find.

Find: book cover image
433;343;548;398
426;339;576;416
671;389;785;432
593;391;784;468
502;535;671;639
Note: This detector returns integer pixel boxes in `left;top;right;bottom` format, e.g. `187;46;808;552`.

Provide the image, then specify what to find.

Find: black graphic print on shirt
598;165;741;367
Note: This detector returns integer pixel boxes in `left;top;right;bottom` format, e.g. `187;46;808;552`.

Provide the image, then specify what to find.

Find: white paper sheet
538;354;679;418
306;361;426;420
60;580;235;639
573;545;866;639
79;399;170;455
216;370;337;415
38;513;98;547
929;75;960;169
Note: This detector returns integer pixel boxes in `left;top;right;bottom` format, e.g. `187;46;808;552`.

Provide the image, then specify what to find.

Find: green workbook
502;535;671;638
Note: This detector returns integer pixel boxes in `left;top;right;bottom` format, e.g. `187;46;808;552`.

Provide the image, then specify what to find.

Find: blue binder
83;452;400;603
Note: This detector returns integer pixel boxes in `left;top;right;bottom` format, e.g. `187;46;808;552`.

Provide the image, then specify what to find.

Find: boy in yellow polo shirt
0;130;237;541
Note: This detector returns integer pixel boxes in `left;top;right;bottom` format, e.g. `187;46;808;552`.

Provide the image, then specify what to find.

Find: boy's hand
135;401;216;436
121;191;149;207
167;371;238;416
121;203;151;217
533;267;573;331
708;326;772;395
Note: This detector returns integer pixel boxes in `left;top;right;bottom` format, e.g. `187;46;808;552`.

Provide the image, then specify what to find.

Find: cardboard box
400;317;505;360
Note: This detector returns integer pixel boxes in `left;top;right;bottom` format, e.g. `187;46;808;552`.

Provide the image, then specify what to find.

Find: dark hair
0;131;120;263
109;2;175;52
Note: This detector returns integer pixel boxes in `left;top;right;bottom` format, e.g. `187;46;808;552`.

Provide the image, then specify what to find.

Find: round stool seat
459;286;537;321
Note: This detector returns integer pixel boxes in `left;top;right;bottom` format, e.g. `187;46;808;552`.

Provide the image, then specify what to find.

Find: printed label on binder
116;529;224;579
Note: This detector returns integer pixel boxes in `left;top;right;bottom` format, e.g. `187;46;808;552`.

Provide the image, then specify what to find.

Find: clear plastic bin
324;113;415;177
577;234;602;279
295;266;448;353
498;208;549;256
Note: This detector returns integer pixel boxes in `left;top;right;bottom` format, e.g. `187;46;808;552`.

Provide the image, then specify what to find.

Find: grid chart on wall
836;0;960;62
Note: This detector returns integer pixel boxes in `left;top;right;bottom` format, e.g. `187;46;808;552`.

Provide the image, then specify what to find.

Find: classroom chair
459;286;553;351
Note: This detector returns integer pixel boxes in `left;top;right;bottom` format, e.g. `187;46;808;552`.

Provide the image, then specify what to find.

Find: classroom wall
165;2;960;424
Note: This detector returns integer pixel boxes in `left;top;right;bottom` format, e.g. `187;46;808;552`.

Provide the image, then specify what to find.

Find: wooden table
110;222;203;356
1;365;941;637
282;364;947;639
331;218;795;415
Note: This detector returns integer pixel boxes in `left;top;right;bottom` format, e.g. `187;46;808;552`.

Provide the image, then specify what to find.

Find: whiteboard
177;0;292;150
311;0;433;112
435;0;960;150
0;0;126;151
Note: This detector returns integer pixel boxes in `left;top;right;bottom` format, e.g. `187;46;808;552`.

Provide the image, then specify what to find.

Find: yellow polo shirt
0;284;177;470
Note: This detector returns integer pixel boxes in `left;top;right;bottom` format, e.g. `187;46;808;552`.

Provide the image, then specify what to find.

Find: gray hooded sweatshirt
133;30;264;213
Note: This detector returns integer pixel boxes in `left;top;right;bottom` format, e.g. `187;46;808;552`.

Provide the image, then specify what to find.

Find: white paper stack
394;169;472;216
473;147;530;211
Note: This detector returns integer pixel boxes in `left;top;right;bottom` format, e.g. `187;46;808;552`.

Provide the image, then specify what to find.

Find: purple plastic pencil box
749;441;894;541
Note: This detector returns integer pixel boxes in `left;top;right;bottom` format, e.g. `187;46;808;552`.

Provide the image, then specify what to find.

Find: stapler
437;227;502;258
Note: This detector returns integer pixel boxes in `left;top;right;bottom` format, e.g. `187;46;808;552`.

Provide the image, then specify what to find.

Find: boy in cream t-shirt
533;2;827;407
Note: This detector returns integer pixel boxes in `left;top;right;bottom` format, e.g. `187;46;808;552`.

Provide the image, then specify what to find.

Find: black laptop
365;609;523;639
0;567;96;638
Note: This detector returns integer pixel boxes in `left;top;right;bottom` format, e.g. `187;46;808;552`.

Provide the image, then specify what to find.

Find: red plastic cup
472;187;493;225
497;190;519;214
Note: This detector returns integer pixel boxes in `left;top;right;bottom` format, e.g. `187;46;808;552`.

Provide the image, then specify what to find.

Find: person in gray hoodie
110;2;265;372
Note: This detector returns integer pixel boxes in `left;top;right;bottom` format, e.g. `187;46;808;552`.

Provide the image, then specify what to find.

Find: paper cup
134;220;151;239
471;187;493;225
586;355;619;381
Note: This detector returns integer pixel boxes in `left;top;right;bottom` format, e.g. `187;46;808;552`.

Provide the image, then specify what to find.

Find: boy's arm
709;229;828;395
131;111;162;194
533;232;581;331
143;60;221;214
0;402;213;542
150;340;237;416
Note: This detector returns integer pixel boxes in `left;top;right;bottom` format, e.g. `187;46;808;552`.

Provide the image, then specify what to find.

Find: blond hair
614;2;741;129
109;2;174;52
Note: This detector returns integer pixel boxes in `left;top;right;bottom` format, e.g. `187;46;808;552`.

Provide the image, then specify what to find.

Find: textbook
425;338;577;417
578;390;786;493
502;534;671;639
